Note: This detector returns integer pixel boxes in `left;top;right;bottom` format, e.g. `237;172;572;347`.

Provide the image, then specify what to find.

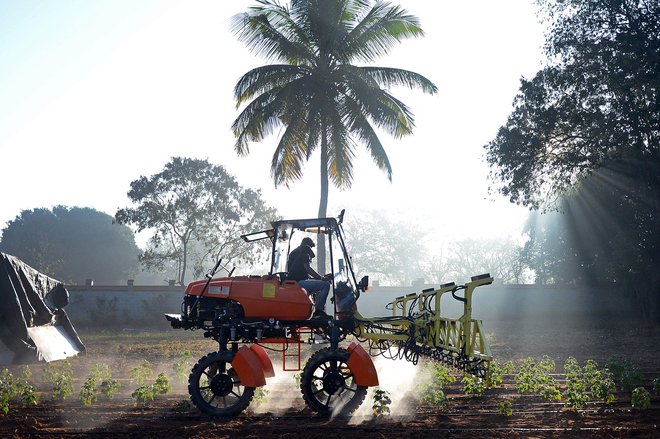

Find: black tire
300;347;367;417
188;351;255;416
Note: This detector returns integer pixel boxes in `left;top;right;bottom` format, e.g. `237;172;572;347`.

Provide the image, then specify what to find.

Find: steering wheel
269;272;289;283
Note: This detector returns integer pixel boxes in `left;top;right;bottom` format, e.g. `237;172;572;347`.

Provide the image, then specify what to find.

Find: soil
1;321;659;438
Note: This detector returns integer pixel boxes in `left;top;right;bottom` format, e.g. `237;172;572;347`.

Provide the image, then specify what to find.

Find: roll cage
241;210;368;312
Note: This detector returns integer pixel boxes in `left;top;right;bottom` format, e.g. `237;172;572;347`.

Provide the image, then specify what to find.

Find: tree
439;238;527;285
342;211;427;286
485;0;659;208
521;161;660;319
231;0;437;271
0;206;140;284
485;0;660;321
115;157;278;285
519;210;582;285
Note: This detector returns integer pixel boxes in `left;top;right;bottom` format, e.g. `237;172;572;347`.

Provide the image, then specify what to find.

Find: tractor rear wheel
188;351;255;416
300;347;367;417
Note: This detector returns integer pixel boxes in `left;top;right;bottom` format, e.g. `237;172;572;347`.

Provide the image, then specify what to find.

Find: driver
287;237;331;319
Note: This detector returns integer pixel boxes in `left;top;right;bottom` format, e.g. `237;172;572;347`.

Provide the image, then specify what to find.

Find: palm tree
231;0;437;270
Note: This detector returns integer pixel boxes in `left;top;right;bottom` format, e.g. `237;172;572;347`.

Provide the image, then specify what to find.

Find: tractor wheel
300;347;367;417
188;351;255;416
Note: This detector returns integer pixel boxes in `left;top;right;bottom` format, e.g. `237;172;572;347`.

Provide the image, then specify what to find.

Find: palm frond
340;69;415;138
234;64;309;106
326;109;355;188
377;91;416;138
231;1;314;64
338;1;425;63
232;92;283;156
271;117;310;186
303;109;322;160
360;66;437;94
343;106;393;181
233;76;315;155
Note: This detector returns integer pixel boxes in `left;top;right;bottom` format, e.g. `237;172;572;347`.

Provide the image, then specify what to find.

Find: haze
0;0;544;246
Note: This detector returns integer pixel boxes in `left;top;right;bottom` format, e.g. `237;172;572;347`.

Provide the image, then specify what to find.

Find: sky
0;0;546;250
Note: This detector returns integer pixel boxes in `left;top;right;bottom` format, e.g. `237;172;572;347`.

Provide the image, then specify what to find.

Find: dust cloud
349;354;421;424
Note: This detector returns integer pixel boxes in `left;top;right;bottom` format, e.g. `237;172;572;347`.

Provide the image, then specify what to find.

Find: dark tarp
0;252;85;364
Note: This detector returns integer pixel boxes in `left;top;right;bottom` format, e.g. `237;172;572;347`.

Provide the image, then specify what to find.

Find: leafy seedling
498;400;513;416
372;388;392;416
80;377;98;406
631;387;651;409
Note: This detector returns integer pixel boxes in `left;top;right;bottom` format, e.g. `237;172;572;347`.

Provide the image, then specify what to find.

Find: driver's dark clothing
287;245;314;281
287;243;330;315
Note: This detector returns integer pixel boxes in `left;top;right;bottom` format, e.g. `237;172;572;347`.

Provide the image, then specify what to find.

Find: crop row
1;352;659;417
0;350;197;415
406;355;660;417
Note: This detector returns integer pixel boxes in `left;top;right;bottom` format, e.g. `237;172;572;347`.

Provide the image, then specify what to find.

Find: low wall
66;285;185;327
63;283;638;328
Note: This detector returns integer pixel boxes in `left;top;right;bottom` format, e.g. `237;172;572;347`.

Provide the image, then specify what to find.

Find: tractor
166;210;493;416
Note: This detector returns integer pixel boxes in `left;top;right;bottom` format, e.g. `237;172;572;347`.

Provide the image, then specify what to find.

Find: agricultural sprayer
166;210;493;416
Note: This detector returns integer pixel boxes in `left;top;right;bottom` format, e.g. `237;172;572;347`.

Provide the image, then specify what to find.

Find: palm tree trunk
317;132;329;273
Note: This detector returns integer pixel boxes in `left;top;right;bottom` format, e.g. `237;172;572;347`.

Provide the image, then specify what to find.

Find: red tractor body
184;275;313;321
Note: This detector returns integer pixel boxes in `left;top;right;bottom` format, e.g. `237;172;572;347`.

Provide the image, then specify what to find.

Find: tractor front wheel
188;351;255;416
300;347;367;416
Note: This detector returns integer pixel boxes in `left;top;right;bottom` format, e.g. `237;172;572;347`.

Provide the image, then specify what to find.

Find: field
1;321;659;438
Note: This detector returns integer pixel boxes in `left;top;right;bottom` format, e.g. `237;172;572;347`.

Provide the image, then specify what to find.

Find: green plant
174;399;191;413
535;356;561;401
130;360;154;386
652;377;660;395
631;386;651;409
372;388;392;416
419;363;455;408
21;366;32;381
563;357;588;409
539;384;562;401
80;377;98;406
515;356;561;401
0;392;9;415
427;363;456;388
515;358;537;393
153;373;171;396
461;375;484;396
497;400;513;416
607;356;642;392
1;369;18;414
172;351;194;384
43;360;74;400
293;372;302;388
53;374;74;400
584;360;616;404
420;385;449;408
252;386;269;405
132;372;171;405
18;382;39;406
132;384;155;404
501;360;516;375
0;368;39;412
87;363;121;399
100;379;121;399
486;361;504;388
90;363;112;382
631;387;651;409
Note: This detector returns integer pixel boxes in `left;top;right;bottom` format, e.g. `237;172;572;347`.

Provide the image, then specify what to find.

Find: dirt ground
1;320;659;438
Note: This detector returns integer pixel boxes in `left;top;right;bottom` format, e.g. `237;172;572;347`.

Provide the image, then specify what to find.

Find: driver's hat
301;237;315;247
